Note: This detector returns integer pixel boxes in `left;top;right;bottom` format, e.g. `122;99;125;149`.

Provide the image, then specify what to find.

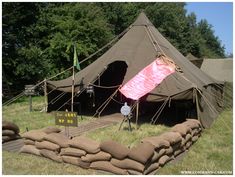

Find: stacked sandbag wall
2;121;21;143
20;126;65;162
142;118;202;174
20;119;202;175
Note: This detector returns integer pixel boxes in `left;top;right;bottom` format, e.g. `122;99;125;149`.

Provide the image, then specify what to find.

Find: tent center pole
195;88;201;125
136;100;139;129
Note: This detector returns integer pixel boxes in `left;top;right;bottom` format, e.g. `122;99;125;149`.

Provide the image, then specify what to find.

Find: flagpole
71;43;81;112
71;65;75;112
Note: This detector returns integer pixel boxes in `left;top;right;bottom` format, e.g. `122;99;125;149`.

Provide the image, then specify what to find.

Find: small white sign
120;102;131;116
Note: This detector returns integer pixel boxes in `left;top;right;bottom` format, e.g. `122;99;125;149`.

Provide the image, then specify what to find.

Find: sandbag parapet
20;119;202;175
2;120;21;143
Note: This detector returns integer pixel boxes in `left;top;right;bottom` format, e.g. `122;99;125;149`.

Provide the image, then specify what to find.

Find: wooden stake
136;100;139;129
44;78;47;112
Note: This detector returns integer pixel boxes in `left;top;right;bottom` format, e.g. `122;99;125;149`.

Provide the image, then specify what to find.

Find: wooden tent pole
71;66;75;112
195;88;201;124
44;78;47;112
136;100;139;129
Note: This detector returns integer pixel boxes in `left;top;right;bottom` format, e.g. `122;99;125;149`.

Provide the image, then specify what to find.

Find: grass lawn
2;83;233;175
86;123;170;148
157;108;233;175
2;96;92;133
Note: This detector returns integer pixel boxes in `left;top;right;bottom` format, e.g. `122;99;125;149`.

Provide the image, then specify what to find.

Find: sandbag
127;169;143;175
184;119;201;129
128;142;154;164
40;149;63;163
158;155;171;166
151;148;165;163
2;134;20;143
192;135;199;142
69;136;100;154
42;126;61;134
111;158;145;172
20;145;41;156
2;121;20;134
186;118;201;126
165;146;173;155
185;141;192;149
2;129;15;136
144;162;159;175
174;149;183;157
62;156;90;169
141;136;170;149
100;140;130;160
191;129;201;136
159;132;182;145
24;139;35;145
185;133;192;143
90;161;128;175
22;130;47;142
171;124;192;136
35;141;60;151
81;151;111;162
44;133;69;148
60;147;86;157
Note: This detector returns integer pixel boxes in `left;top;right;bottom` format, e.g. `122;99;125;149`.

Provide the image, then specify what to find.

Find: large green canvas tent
46;12;223;128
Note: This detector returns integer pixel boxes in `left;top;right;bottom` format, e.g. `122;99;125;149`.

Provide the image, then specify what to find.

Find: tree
2;2;114;91
2;2;40;90
97;2;140;35
197;19;225;58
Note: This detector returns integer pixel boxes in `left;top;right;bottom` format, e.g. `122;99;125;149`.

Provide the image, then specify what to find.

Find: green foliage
23;2;114;78
2;2;40;88
197;19;225;58
2;2;226;93
97;2;140;35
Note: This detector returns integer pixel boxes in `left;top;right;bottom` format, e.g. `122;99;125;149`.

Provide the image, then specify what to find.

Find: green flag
73;45;81;70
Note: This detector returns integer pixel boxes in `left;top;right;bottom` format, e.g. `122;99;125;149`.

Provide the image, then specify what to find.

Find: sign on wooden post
25;85;36;112
55;111;78;127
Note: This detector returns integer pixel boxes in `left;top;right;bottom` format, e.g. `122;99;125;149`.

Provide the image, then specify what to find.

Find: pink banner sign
119;58;175;100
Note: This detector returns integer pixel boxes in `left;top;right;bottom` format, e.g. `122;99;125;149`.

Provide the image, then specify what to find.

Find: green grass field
2;96;92;133
2;83;233;175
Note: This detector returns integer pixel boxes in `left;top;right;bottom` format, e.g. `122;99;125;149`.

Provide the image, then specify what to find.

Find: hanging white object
120;102;131;116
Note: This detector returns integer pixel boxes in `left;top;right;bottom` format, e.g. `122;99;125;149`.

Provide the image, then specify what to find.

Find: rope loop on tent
145;26;182;73
157;54;182;72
